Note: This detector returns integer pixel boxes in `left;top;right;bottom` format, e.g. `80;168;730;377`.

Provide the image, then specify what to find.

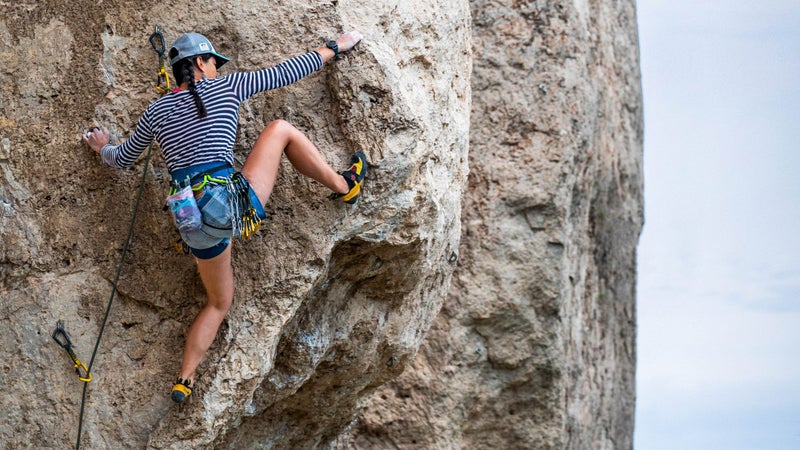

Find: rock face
0;0;470;448
349;0;643;448
0;0;642;449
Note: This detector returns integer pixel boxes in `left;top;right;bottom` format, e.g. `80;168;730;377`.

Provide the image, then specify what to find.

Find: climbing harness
55;25;167;450
149;25;171;95
168;167;263;253
51;321;93;383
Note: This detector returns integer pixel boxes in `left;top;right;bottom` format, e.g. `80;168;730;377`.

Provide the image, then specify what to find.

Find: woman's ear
194;56;217;80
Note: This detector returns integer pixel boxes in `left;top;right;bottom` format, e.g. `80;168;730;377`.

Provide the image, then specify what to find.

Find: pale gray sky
635;0;800;448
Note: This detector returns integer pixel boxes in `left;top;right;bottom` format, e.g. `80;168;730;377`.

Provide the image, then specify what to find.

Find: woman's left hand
337;31;363;53
83;127;110;153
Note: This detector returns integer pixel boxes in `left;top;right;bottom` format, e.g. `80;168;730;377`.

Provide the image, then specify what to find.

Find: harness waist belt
170;162;233;185
190;164;233;185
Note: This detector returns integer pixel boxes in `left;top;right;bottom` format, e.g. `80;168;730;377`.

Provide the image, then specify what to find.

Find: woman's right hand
337;31;363;53
83;127;110;154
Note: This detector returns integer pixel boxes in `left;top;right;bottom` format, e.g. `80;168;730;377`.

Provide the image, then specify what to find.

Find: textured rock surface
349;0;643;448
0;0;470;448
1;0;642;448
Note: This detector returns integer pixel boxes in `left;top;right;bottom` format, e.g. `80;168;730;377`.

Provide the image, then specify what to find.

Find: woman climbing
82;31;367;403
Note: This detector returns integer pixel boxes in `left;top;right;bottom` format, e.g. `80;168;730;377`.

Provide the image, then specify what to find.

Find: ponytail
170;51;211;119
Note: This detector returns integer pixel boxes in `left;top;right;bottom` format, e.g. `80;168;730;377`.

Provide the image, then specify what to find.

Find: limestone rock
0;0;470;448
349;0;643;448
1;0;642;448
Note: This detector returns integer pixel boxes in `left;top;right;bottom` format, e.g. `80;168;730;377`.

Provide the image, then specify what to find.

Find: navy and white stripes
100;51;324;172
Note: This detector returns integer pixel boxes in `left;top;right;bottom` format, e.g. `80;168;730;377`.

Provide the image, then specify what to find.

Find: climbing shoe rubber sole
171;378;193;403
335;152;368;204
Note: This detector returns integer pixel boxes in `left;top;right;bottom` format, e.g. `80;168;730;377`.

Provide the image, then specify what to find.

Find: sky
634;1;800;449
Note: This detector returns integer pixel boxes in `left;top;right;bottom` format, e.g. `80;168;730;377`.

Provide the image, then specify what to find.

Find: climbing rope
74;139;155;450
53;25;167;450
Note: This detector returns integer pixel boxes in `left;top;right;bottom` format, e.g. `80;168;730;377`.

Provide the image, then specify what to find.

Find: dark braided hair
170;50;212;119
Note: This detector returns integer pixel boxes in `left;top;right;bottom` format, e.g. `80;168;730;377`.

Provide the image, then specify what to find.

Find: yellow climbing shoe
171;378;193;403
331;152;368;204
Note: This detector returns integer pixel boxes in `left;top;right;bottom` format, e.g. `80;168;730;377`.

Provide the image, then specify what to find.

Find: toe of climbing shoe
171;378;192;403
336;152;368;204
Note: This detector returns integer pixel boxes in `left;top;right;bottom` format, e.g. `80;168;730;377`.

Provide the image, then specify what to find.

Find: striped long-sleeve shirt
100;51;324;172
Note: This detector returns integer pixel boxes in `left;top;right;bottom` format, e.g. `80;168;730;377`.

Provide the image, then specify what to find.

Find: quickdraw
51;321;93;383
241;208;262;239
174;233;191;254
149;26;171;95
228;173;263;240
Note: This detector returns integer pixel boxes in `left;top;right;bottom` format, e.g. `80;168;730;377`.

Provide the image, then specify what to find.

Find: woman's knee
207;292;233;315
261;119;296;139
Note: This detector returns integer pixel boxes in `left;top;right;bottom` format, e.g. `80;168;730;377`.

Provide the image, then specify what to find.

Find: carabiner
155;66;171;95
73;356;93;383
149;26;166;57
51;320;72;349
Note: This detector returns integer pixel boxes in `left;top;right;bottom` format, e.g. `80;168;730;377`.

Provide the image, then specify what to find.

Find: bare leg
241;119;349;206
178;244;235;383
176;120;346;383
